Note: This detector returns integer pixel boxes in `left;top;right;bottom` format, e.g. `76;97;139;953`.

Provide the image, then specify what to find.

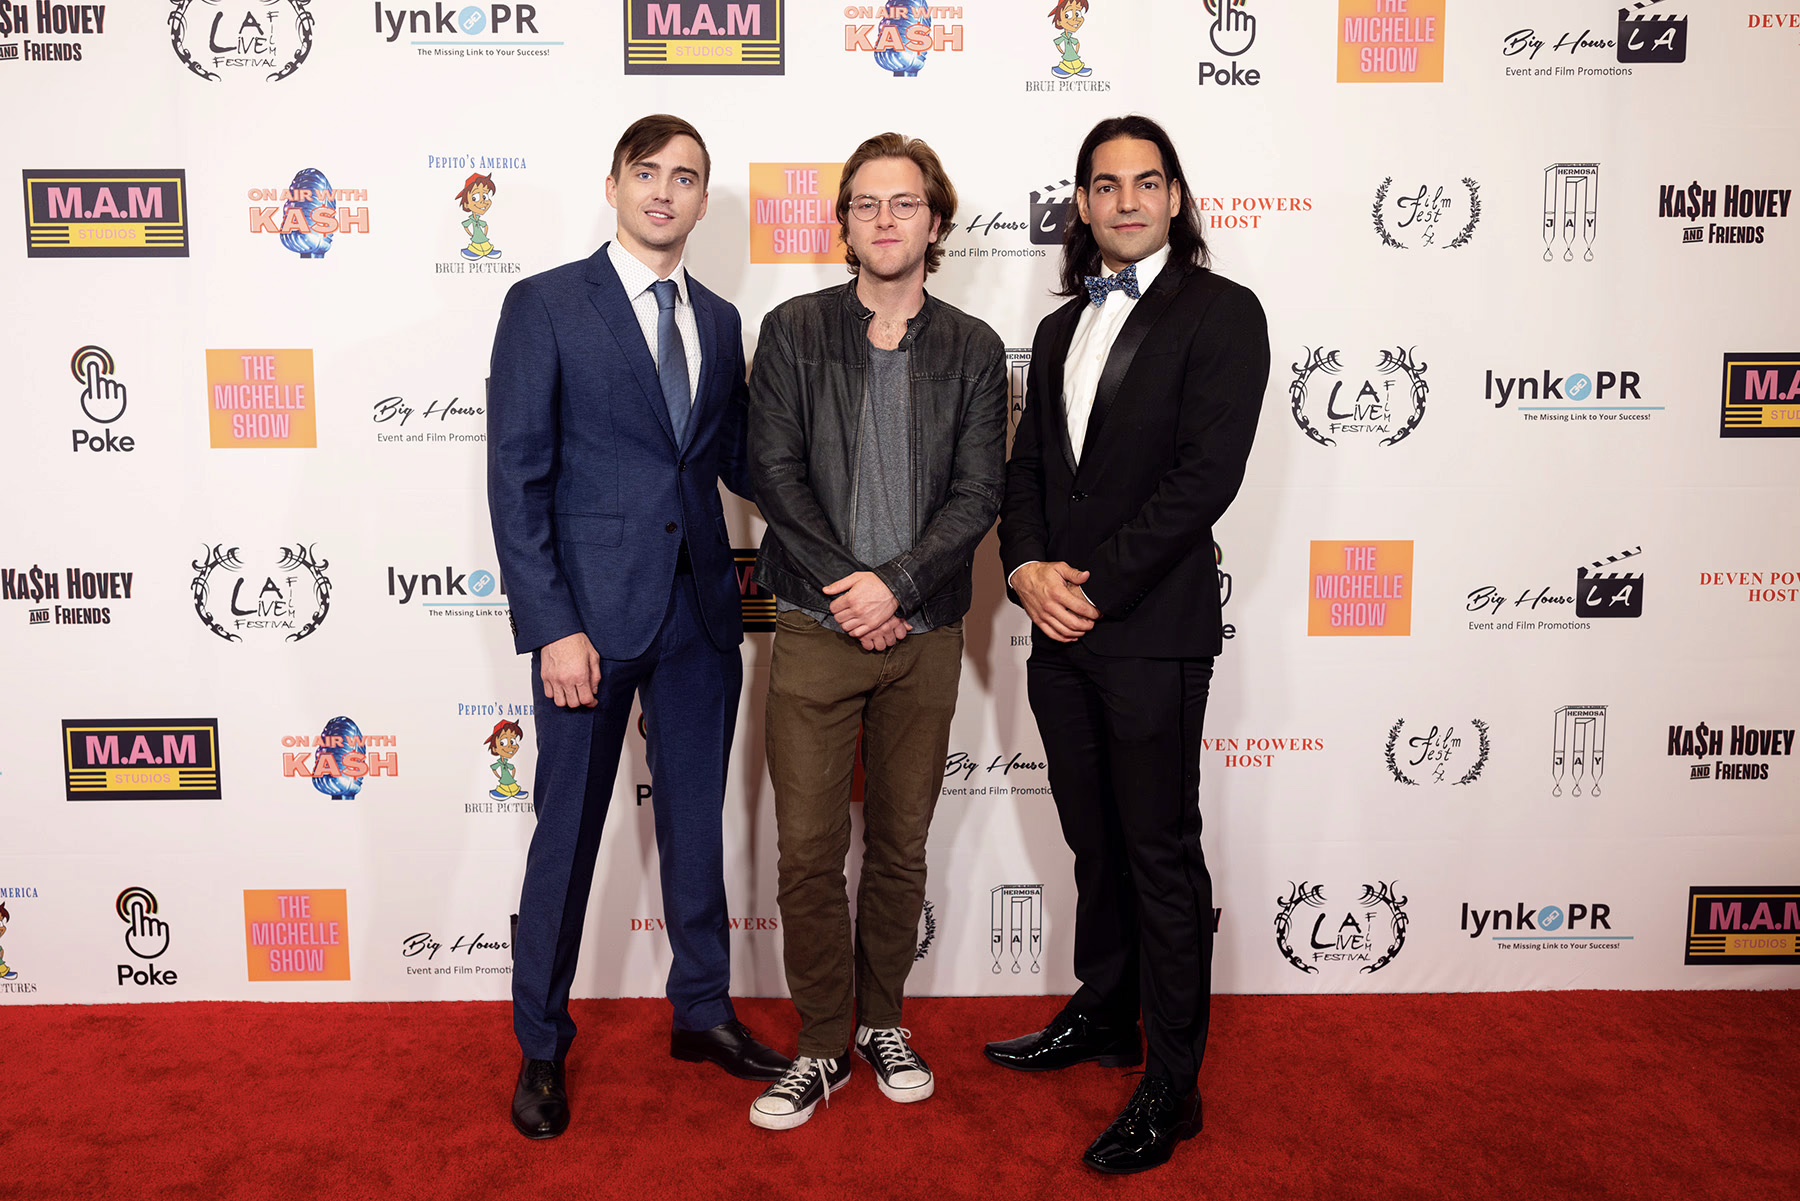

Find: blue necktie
1083;261;1141;308
651;279;690;444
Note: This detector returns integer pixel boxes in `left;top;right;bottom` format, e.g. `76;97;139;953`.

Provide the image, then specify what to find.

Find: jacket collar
839;278;934;350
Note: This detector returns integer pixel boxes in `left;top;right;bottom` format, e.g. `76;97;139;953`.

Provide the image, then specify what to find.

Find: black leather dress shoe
983;1010;1142;1072
511;1057;569;1140
671;1019;792;1082
1081;1075;1202;1174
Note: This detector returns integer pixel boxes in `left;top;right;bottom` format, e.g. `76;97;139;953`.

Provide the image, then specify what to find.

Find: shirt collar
1099;241;1171;293
608;239;689;305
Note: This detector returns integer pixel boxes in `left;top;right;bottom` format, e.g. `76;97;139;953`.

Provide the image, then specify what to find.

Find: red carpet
6;991;1796;1201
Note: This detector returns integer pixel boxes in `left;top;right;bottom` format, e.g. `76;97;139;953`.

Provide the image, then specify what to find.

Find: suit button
679;461;687;472
665;522;678;534
1070;491;1087;502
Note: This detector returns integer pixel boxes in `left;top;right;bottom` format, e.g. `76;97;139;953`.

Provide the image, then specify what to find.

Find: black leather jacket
749;280;1007;627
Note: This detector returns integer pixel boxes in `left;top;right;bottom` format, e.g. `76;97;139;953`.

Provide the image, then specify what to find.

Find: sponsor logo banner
845;2;962;77
116;887;180;987
1372;177;1477;249
1290;346;1428;447
1275;880;1408;973
1030;0;1108;92
1486;366;1658;424
1384;718;1489;786
1658;181;1789;247
460;702;537;815
1198;0;1263;89
206;350;317;448
1551;705;1607;797
248;172;371;258
1697;569;1798;604
1543;163;1600;263
1720;352;1800;437
749;163;840;264
281;717;401;798
3;563;132;628
626;0;784;74
0;888;37;993
62;719;222;801
733;549;774;631
21;169;189;258
400;929;512;976
0;0;111;62
1308;540;1413;636
374;0;560;58
1685;887;1800;964
991;884;1042;974
1338;0;1444;83
170;0;313;82
244;889;350;980
1666;721;1792;783
191;543;332;642
1461;899;1627;951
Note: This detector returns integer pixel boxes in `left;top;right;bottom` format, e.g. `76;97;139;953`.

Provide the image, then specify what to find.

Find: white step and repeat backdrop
4;1;1797;1008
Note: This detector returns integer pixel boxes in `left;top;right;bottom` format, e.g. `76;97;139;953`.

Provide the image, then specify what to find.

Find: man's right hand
858;615;912;653
540;631;602;708
1013;561;1100;642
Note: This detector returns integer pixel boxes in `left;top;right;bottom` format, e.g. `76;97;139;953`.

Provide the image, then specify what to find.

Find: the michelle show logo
21;169;190;258
170;0;313;81
1720;352;1800;438
749;163;841;264
625;0;783;74
63;719;223;801
206;350;316;448
1337;0;1443;83
1308;540;1413;636
244;889;350;981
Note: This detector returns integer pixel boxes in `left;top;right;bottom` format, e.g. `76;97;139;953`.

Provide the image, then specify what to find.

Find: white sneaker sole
748;1066;851;1130
856;1045;935;1103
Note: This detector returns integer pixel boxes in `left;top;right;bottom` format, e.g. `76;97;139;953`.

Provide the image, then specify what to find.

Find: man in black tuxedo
987;114;1269;1175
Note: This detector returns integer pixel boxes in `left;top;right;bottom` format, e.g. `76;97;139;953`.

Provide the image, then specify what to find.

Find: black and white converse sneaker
854;1025;934;1103
748;1055;851;1130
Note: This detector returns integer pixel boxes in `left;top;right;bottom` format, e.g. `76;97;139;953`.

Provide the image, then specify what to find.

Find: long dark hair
1056;114;1209;297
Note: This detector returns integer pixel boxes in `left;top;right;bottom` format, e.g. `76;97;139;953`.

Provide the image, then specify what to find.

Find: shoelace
866;1027;921;1072
765;1056;837;1109
524;1061;559;1092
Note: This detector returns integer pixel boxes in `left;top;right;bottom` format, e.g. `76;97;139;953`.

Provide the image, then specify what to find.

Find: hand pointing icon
1208;0;1256;57
118;888;170;959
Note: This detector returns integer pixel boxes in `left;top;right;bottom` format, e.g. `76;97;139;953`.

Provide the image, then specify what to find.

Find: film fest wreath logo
191;544;332;642
1385;718;1489;786
169;0;313;82
1275;881;1408;974
1372;177;1480;250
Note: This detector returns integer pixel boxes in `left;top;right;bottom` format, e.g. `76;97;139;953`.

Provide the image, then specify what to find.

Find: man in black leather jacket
745;132;1006;1131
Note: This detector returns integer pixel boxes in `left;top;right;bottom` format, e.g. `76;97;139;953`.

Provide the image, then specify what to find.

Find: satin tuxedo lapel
1078;262;1186;471
1043;299;1084;476
582;250;679;450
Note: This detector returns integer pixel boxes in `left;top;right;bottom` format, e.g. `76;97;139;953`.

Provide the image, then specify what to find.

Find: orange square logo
749;163;842;264
244;889;350;981
1309;541;1414;636
207;349;317;448
1338;0;1445;83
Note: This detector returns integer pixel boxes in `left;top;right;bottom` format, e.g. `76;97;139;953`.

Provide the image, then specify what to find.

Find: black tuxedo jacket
999;262;1270;658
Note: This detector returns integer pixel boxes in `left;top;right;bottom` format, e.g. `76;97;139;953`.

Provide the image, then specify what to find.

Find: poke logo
169;0;314;82
281;716;399;798
1290;346;1429;447
116;887;179;987
249;170;370;258
1274;881;1408;974
1384;718;1490;786
191;543;332;642
1372;178;1480;250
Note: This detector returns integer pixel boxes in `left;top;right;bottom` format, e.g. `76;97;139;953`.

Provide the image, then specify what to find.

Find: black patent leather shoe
671;1019;792;1082
511;1057;569;1140
1081;1075;1202;1174
983;1010;1142;1072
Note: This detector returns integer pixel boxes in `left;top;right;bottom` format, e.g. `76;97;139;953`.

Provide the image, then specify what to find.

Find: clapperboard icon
1616;1;1687;64
1030;180;1074;246
1576;546;1645;619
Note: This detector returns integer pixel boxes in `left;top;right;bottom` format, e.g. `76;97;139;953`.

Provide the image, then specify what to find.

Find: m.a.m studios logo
63;718;223;800
1685;886;1799;965
1720;352;1800;438
625;0;783;74
21;169;189;257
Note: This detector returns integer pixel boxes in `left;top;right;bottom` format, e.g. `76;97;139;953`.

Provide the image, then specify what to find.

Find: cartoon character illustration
486;719;529;800
1049;0;1091;78
457;172;501;261
0;902;16;980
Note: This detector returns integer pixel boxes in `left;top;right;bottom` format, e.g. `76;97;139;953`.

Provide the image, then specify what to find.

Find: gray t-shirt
780;345;932;634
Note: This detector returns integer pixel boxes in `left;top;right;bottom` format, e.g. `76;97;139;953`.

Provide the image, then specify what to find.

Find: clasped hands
823;570;910;652
1013;560;1100;642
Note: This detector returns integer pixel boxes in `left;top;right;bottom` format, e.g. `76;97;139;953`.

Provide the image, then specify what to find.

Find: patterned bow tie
1083;262;1140;308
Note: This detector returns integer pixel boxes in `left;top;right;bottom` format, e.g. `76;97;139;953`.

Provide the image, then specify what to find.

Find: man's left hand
823;570;899;639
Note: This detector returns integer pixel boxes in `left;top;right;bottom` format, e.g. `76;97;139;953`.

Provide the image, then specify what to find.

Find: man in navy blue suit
487;114;788;1141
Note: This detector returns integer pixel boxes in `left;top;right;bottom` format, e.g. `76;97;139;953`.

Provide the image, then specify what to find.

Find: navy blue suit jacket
487;245;753;661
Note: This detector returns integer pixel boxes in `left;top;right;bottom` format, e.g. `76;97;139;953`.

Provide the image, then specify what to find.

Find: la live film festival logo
1275;881;1408;974
191;543;332;642
169;0;313;81
1308;541;1413;636
1372;177;1479;250
116;887;180;988
244;889;350;981
844;2;963;77
991;885;1042;975
69;345;138;454
206;350;317;448
1289;347;1428;447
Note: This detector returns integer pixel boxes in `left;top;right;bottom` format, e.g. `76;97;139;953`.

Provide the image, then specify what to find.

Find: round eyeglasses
849;195;924;221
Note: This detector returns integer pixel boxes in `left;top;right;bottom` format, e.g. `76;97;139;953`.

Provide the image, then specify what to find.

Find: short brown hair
610;114;711;189
836;132;958;276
